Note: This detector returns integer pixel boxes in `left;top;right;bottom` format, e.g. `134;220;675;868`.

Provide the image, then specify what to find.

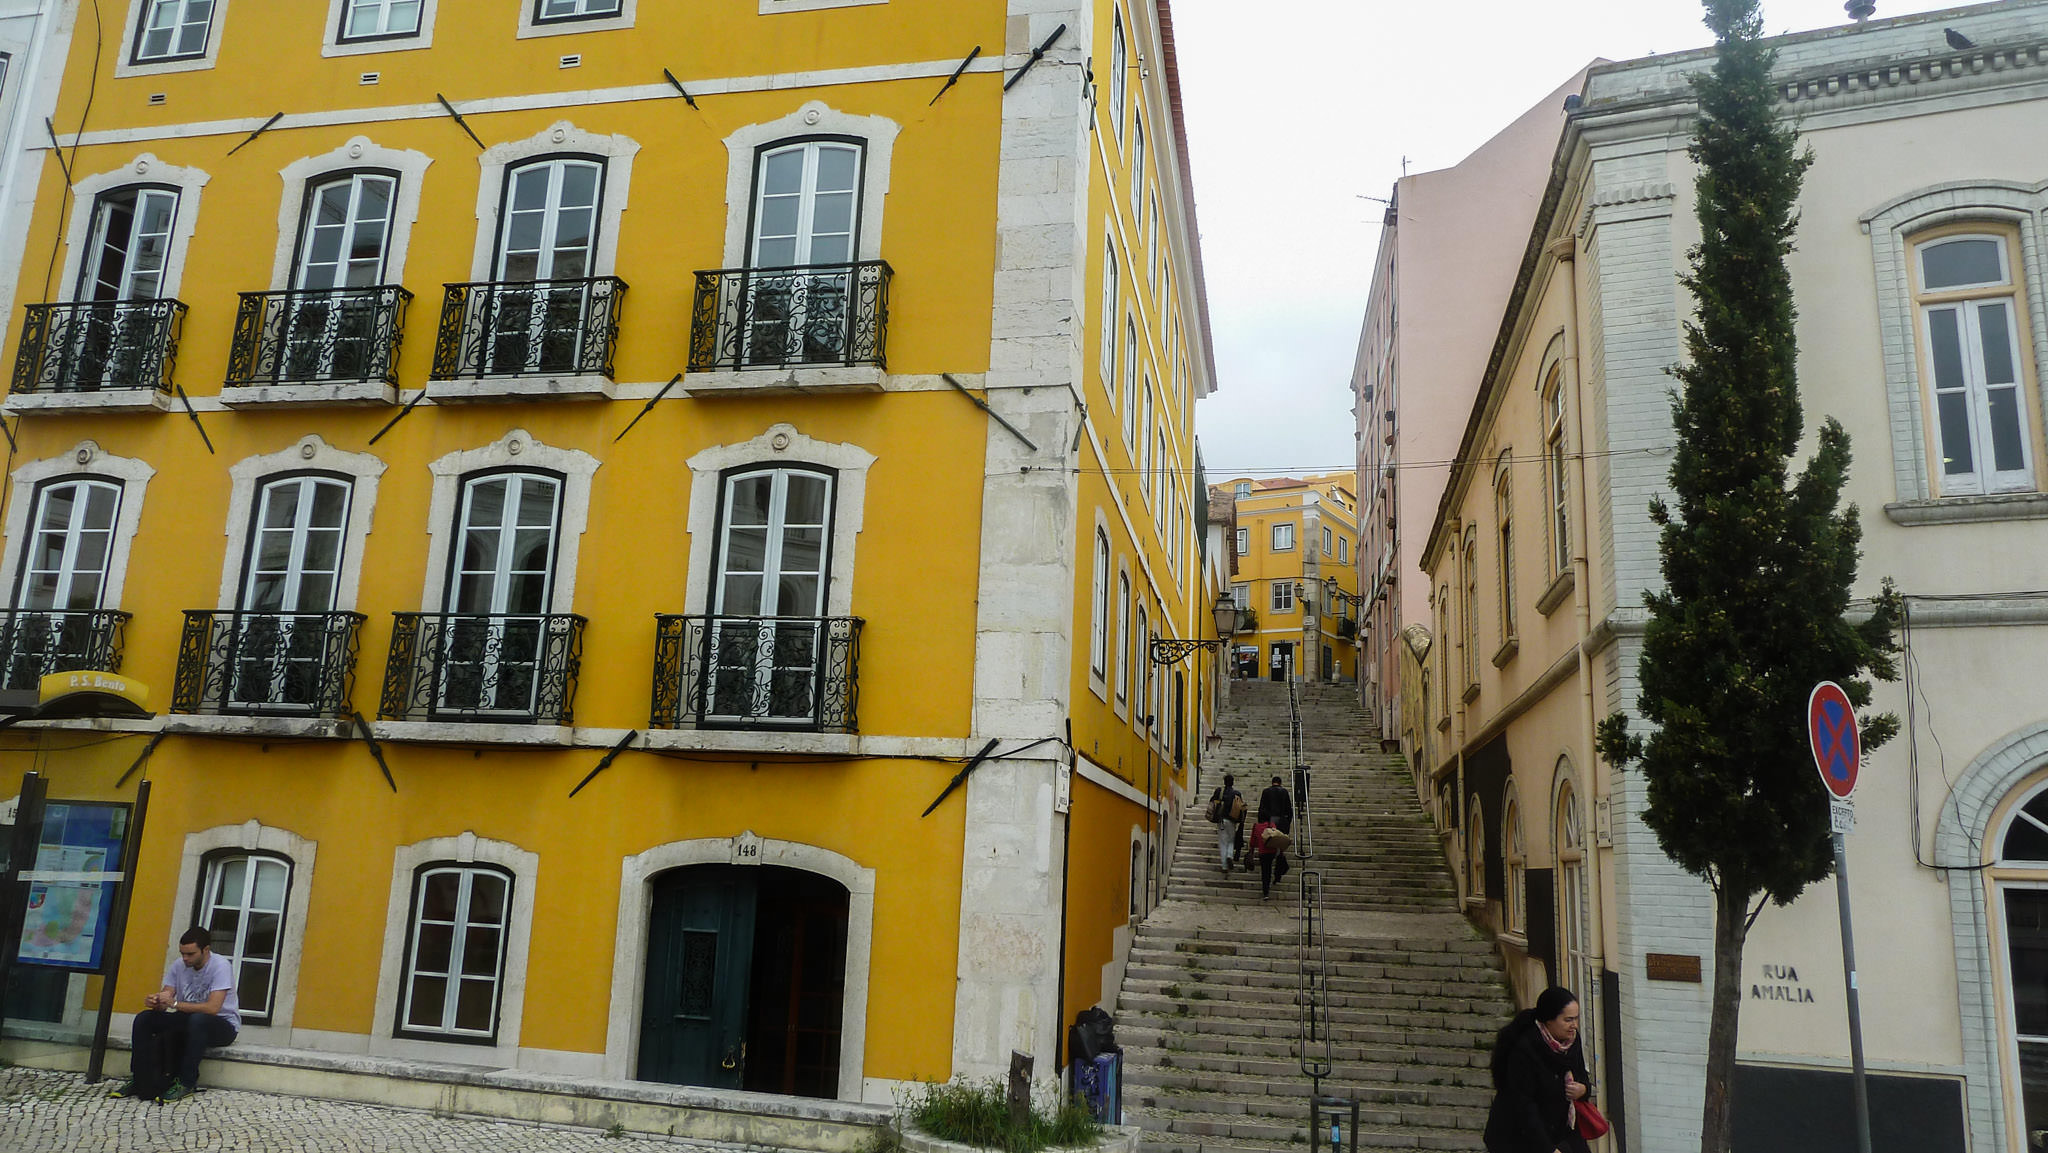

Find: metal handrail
1289;680;1314;858
1297;867;1332;1086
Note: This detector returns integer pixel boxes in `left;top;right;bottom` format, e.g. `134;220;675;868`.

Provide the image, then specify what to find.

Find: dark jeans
1260;850;1291;894
131;1009;236;1091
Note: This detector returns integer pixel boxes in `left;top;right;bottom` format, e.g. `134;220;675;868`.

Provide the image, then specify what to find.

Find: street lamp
1149;591;1240;664
1323;576;1367;611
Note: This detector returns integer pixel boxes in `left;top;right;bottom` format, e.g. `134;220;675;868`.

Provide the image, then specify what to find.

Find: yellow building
0;0;1216;1132
1210;474;1359;683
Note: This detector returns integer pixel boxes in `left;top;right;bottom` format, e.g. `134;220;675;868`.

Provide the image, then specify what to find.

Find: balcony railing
226;286;412;388
380;612;586;725
0;610;130;691
652;615;862;733
688;261;891;372
429;277;626;380
12;300;186;394
172;610;366;717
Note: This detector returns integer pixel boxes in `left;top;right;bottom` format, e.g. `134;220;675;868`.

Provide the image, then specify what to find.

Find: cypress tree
1594;3;1901;1150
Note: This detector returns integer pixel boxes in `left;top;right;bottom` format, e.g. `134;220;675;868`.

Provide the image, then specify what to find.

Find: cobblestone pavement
0;1065;780;1152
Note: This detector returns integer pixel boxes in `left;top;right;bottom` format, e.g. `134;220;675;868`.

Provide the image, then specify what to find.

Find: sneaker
108;1081;147;1100
158;1081;195;1103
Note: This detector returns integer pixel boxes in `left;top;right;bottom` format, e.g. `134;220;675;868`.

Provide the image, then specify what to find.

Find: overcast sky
1177;0;1968;480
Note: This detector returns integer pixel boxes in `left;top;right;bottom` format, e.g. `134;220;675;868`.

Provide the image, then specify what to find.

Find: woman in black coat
1483;986;1595;1153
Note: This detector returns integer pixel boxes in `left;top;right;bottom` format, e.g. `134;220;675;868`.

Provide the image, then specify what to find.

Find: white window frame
1545;367;1570;576
1090;525;1110;684
1108;9;1126;146
748;138;864;269
1114;568;1131;713
720;103;896;269
292;171;398;291
241;475;351;613
15;478;122;610
219;437;383;611
1913;232;2037;496
1462;528;1479;688
1100;238;1118;394
419;431;597;615
1466;792;1486;902
684;423;872;619
1130;115;1145;221
1271;522;1294;552
1122;317;1139;446
467;124;637;283
1321;525;1332;555
62;156;208;304
398;864;512;1040
1134;602;1149;729
1234;527;1247;556
76;187;178;302
1501;788;1525;936
1555;769;1591;1008
448;471;562;616
168;822;317;1042
271;140;430;291
371;833;536;1062
197;852;291;1025
0;443;153;613
324;0;438;56
515;0;634;38
1270;580;1293;614
1495;456;1516;642
117;0;230;77
1229;583;1249;610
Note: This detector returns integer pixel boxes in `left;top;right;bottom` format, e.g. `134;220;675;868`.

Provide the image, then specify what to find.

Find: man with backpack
1206;774;1246;875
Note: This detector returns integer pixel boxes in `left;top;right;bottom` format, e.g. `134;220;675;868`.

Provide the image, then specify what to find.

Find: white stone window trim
115;0;231;79
515;0;635;39
683;422;873;618
62;155;209;301
270;138;432;290
601;834;874;1100
1088;509;1111;703
370;832;538;1062
467;123;639;282
759;0;884;12
166;821;317;1041
1112;561;1132;720
322;0;440;57
218;436;386;610
0;441;154;608
419;430;598;613
720;101;898;268
1860;180;2048;505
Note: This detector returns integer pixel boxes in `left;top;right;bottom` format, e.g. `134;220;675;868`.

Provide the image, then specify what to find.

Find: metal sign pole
1831;806;1873;1153
86;778;149;1083
0;772;47;1038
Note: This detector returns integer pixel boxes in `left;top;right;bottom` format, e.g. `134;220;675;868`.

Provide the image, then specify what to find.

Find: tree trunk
1700;885;1750;1153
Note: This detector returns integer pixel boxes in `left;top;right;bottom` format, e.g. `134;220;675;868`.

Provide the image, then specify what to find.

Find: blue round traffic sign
1808;681;1860;800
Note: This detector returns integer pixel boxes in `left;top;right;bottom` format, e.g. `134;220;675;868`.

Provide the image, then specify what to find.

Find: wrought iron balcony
429;277;626;380
0;609;130;692
652;615;862;733
380;612;586;725
12;299;186;394
172;610;366;717
688;261;891;372
226;286;412;388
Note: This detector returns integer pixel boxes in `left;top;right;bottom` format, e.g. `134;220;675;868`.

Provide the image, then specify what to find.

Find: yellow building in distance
0;0;1217;1133
1210;474;1359;684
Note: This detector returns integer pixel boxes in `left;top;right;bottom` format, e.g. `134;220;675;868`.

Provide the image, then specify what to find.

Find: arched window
1466;792;1486;903
1911;228;2036;496
1115;572;1131;709
1502;789;1525;934
1994;777;2048;1144
1090;529;1110;679
1555;772;1590;1002
399;863;512;1040
1129;840;1142;917
196;851;292;1024
1461;527;1479;688
1495;453;1516;644
1543;365;1571;577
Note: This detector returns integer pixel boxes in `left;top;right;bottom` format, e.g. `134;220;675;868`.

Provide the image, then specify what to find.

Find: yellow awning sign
38;671;150;716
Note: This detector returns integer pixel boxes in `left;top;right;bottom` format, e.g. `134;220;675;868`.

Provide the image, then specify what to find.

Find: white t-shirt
163;952;240;1031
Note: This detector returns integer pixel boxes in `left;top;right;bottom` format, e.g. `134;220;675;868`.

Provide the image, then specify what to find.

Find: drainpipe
1548;233;1612;1043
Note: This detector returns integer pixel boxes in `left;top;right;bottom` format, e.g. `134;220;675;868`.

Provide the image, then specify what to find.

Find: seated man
112;926;239;1102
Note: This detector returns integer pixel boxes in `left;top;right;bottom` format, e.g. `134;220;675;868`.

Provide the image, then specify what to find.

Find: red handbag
1574;1099;1610;1140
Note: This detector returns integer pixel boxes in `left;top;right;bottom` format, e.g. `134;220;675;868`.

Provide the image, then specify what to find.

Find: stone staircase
1119;680;1513;1153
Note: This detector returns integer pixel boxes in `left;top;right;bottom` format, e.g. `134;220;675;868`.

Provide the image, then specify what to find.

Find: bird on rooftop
1946;28;1977;50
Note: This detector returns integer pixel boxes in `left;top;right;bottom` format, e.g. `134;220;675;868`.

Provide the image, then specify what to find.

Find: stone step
1116;1029;1490;1070
1122;1066;1493;1109
1119;1046;1495;1087
1122;965;1509;1001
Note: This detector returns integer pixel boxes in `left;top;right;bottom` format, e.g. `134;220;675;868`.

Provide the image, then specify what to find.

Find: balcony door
8;480;121;689
283;172;396;381
231;476;350;709
442;472;561;714
707;467;832;724
489;158;602;375
745;140;862;365
70;187;179;388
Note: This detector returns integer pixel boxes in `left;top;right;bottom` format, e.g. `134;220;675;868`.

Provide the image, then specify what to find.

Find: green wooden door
638;866;757;1088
